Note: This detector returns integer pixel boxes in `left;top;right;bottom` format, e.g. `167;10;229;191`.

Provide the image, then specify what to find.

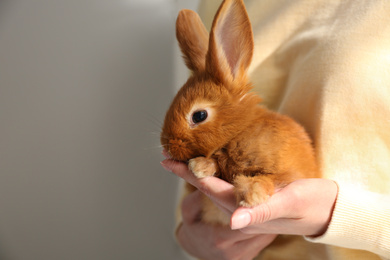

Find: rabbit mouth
166;138;194;162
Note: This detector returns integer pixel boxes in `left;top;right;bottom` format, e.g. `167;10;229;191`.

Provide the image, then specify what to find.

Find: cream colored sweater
195;0;390;259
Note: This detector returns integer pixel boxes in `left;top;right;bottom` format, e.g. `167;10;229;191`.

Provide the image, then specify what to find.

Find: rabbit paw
234;175;273;207
188;157;217;178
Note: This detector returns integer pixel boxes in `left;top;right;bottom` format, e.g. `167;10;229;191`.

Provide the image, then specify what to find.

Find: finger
161;159;237;213
208;222;259;246
161;159;199;186
233;234;277;259
197;176;237;213
181;190;261;236
230;189;293;230
176;217;259;260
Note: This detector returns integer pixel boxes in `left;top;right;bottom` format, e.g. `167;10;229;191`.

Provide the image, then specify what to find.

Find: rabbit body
161;0;320;225
186;106;319;224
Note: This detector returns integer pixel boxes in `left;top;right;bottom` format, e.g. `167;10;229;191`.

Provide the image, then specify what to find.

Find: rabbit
161;0;320;225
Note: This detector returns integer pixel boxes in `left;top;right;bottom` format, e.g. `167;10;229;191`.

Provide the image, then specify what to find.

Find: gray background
0;0;198;259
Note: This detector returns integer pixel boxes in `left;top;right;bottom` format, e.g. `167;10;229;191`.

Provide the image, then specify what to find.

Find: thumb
230;190;293;230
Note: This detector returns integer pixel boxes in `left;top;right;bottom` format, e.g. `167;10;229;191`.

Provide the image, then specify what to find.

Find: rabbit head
161;0;261;161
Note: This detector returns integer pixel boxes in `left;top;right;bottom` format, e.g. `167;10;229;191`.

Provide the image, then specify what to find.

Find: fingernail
231;212;251;230
160;161;172;172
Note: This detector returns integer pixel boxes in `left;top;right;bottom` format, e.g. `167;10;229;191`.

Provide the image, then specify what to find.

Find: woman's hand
177;189;277;260
161;158;276;259
161;156;338;258
231;178;338;237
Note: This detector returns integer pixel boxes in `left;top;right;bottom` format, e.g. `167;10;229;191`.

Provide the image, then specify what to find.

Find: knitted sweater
195;0;390;259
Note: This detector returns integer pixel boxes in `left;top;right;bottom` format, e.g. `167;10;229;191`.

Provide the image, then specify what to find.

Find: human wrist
305;183;390;258
308;180;339;237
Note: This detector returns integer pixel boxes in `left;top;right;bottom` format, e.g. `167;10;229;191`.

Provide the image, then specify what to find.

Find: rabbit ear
176;9;209;73
206;0;254;84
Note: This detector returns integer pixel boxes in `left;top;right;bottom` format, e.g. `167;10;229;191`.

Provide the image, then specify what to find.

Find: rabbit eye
192;110;208;124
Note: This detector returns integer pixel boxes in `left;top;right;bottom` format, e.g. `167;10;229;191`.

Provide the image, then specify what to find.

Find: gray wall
0;0;197;259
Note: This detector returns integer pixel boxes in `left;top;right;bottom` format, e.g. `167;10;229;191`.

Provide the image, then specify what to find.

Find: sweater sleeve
305;183;390;259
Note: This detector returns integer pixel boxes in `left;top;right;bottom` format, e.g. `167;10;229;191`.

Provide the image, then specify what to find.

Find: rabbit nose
169;139;185;151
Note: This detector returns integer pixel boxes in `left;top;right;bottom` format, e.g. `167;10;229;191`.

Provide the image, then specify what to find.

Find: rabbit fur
161;0;320;225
